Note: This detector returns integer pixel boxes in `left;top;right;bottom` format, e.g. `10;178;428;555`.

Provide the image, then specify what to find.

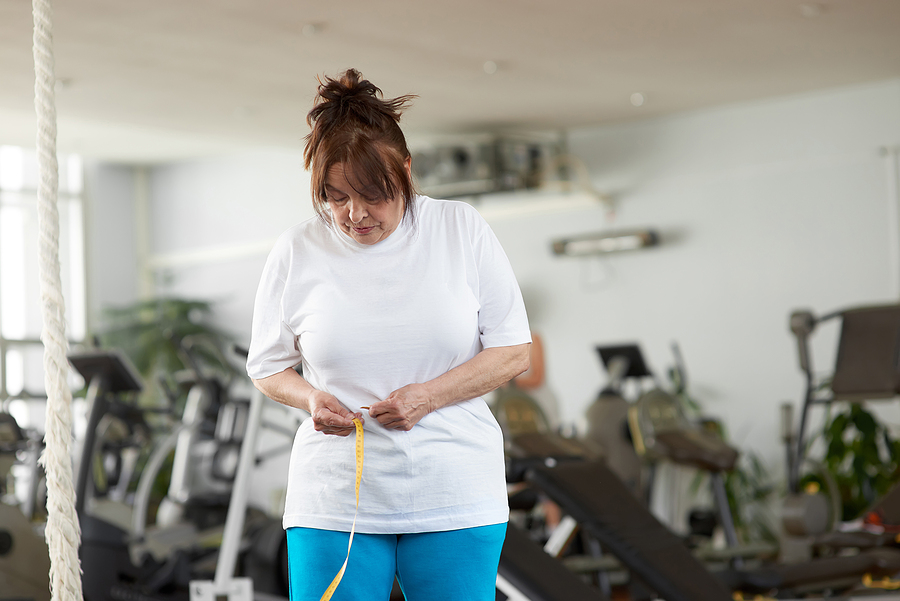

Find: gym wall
84;77;900;524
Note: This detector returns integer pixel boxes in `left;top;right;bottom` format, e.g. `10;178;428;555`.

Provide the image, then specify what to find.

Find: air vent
412;137;563;199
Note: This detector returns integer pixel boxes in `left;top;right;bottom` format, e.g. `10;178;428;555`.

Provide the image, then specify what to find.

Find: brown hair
304;69;417;226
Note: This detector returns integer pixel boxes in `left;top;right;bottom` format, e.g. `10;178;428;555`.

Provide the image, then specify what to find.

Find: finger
369;397;399;412
313;416;352;434
374;412;396;425
382;416;408;429
317;408;355;426
317;424;355;436
329;406;355;421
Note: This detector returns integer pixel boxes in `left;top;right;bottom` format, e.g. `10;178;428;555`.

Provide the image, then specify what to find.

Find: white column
134;165;154;298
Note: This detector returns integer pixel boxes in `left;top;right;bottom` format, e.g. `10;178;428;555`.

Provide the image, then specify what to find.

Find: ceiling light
302;23;324;37
630;92;645;107
799;3;823;18
483;61;498;75
233;106;256;119
551;229;659;256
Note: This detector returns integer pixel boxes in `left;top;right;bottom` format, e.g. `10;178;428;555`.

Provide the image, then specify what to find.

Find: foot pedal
190;578;254;601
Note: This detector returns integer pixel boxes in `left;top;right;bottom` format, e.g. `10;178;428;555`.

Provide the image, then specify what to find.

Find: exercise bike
0;410;50;601
771;303;900;581
70;345;291;601
587;344;745;559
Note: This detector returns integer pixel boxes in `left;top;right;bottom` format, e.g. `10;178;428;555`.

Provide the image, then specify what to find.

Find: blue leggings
285;523;507;601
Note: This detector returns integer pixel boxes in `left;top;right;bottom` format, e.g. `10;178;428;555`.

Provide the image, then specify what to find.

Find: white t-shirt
247;196;531;534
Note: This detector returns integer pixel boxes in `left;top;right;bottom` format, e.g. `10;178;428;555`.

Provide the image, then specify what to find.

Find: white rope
32;0;84;599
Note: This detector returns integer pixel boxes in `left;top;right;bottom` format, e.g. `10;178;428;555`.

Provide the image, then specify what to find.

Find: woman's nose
348;198;367;223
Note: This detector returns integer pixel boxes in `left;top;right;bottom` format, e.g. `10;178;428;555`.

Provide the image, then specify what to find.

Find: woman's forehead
325;163;382;193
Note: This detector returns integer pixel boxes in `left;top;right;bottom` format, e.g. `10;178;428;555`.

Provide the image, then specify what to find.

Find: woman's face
324;163;406;245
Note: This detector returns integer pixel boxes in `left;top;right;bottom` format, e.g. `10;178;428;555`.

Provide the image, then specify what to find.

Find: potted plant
802;402;900;521
98;296;240;407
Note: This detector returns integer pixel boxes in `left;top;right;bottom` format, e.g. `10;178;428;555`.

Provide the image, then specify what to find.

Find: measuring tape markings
319;417;365;601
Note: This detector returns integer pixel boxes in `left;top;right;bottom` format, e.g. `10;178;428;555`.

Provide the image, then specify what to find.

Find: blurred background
1;0;899;534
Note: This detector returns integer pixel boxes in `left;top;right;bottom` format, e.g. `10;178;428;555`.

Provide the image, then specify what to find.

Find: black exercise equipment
519;441;900;599
866;482;900;533
69;350;144;516
591;343;744;556
787;304;900;494
595;344;652;380
70;350;196;601
493;382;554;439
497;523;608;601
584;344;643;496
71;348;289;601
784;304;900;562
628;387;742;558
719;547;900;597
0;411;51;600
528;459;734;601
499;309;900;601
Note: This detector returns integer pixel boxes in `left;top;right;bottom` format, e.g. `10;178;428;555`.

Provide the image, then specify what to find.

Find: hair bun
317;69;379;106
308;68;413;129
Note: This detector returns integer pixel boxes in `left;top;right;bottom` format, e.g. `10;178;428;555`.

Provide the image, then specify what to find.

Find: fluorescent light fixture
551;229;659;256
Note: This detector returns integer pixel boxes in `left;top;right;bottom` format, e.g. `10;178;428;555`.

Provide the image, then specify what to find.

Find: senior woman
246;68;531;601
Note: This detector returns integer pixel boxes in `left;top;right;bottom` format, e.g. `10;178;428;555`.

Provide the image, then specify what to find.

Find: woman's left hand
368;384;434;431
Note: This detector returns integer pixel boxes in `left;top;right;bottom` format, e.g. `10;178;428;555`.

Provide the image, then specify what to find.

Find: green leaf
852;407;879;439
97;296;240;408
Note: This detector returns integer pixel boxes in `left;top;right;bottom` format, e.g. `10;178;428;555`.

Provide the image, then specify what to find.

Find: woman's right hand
308;389;362;437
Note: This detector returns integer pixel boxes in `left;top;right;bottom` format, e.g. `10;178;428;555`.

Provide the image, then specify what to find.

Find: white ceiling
1;0;899;163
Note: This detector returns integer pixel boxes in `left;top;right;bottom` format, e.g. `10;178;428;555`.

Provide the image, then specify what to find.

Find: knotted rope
32;0;84;599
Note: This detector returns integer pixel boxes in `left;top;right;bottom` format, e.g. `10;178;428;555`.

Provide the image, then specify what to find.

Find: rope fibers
32;0;84;598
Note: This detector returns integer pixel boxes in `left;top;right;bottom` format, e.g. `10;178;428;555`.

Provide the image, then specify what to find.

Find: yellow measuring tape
319;418;365;601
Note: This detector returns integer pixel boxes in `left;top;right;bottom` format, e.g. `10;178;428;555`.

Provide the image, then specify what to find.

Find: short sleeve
467;209;532;349
246;239;302;379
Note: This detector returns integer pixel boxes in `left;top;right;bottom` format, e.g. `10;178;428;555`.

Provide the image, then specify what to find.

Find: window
0;145;86;429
